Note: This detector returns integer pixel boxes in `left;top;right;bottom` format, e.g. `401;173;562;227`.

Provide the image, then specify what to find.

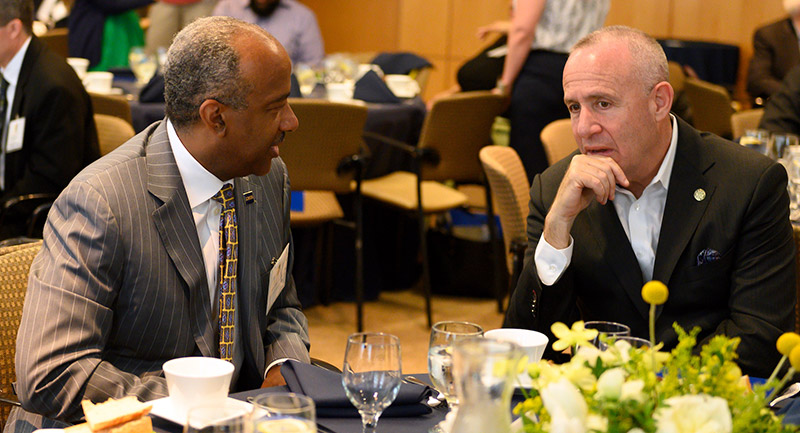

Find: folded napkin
281;360;433;418
370;52;432;75
353;70;400;104
139;73;165;103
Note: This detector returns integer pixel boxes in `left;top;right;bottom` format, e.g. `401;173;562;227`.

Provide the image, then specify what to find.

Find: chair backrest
39;28;69;58
540;118;578;165
0;240;42;427
95;114;136;155
281;99;368;193
418;91;508;183
479;146;529;273
731;108;765;140
683;77;734;138
90;92;133;126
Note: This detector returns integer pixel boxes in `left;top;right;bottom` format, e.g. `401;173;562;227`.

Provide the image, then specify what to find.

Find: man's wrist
543;213;573;249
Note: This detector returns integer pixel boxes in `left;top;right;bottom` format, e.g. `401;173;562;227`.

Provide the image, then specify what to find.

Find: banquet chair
0;239;43;428
479;146;530;299
360;91;508;326
0;193;58;240
540;118;578;165
683;77;734;139
89;92;133;126
95;114;136;155
281;99;368;331
731;108;765;140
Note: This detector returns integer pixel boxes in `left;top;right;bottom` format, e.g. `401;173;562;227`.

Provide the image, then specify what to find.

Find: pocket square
696;248;721;266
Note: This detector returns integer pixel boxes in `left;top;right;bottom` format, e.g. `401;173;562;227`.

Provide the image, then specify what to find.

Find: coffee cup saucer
148;396;251;426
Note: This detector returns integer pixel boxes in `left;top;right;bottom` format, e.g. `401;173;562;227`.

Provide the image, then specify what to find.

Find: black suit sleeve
747;27;786;99
759;66;800;136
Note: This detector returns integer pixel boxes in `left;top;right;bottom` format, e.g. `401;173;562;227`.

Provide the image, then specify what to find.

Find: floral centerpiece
512;281;800;433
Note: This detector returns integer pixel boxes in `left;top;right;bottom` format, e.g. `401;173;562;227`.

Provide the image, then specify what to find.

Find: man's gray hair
0;0;33;34
164;16;271;130
572;25;669;93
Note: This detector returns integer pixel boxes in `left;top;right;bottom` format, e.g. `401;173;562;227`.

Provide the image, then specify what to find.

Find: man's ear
198;99;226;136
5;19;23;40
652;81;674;121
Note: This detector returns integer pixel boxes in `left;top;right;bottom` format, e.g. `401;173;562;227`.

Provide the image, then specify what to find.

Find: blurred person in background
68;0;153;71
496;0;609;182
747;0;800;106
213;0;323;66
759;65;800;135
145;0;217;55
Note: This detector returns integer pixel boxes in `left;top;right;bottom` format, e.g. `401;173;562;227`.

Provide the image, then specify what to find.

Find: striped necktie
212;184;237;362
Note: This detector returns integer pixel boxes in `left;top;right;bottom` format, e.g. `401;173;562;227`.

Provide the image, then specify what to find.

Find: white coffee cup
325;82;354;102
484;328;548;388
162;357;235;420
83;71;114;94
67;57;90;81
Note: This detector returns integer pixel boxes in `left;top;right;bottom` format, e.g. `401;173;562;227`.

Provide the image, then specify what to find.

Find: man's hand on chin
261;366;287;388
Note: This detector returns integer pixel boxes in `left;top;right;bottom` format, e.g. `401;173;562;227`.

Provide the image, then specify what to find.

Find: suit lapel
8;38;40;120
652;119;715;314
584;200;648;319
147;122;216;357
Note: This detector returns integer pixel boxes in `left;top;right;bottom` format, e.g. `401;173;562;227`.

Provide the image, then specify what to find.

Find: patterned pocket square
696;248;721;266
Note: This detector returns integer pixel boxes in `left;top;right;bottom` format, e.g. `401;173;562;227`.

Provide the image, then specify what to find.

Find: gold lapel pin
244;190;255;204
271;257;278;265
693;188;706;202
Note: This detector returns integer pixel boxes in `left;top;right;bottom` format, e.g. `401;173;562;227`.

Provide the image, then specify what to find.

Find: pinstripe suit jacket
5;121;310;432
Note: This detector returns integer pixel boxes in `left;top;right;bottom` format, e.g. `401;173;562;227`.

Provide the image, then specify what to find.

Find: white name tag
267;243;290;314
6;117;25;153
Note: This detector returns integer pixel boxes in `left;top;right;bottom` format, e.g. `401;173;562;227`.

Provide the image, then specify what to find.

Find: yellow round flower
641;281;668;305
789;345;800;371
777;332;800;356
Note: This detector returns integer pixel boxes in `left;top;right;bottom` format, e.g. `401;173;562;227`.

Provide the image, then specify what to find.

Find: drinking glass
773;133;800;159
342;332;402;433
251;393;316;433
584;321;630;350
128;46;158;86
184;401;253;433
741;129;772;157
612;335;652;349
428;321;484;410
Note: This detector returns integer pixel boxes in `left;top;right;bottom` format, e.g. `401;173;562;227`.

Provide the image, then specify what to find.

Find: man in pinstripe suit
5;16;310;432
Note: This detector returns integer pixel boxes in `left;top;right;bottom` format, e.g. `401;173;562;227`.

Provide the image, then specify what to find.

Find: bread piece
81;396;152;431
66;416;153;433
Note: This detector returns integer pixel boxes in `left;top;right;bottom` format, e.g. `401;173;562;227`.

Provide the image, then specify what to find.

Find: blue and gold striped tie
213;184;237;362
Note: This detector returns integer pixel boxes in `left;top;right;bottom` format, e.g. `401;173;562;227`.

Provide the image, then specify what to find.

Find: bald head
164;16;286;131
571;25;669;94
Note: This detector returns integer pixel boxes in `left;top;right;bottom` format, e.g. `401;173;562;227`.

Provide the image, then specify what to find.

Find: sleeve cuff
265;358;291;378
534;235;573;286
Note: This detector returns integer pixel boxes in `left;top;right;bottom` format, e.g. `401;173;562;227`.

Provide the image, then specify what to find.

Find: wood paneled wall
300;0;788;103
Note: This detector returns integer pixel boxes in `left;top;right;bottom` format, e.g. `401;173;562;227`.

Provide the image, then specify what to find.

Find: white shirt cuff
265;358;291;378
534;234;573;286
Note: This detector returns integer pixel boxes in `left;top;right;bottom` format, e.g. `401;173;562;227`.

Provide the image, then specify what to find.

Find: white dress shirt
535;114;679;285
0;37;32;191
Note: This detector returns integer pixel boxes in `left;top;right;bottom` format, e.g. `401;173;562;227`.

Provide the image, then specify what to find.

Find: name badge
267;243;290;314
6;117;25;153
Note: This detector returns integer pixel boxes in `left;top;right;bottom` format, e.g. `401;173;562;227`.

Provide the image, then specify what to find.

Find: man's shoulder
756;17;793;40
23;39;87;102
70;124;158;187
678;119;776;179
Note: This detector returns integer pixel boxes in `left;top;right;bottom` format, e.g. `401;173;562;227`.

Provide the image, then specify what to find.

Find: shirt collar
166;119;225;209
2;36;31;86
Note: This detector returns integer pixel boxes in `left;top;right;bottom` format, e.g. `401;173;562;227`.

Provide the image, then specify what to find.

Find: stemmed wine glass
128;46;157;86
427;321;483;433
342;332;402;433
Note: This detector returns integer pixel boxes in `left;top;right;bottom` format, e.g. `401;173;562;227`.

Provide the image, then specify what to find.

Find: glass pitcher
449;338;521;433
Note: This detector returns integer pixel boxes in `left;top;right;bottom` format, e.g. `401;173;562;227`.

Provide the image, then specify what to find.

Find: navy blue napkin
281;360;433;418
777;397;800;426
353;70;400;104
290;73;302;98
371;52;432;75
139;73;165;103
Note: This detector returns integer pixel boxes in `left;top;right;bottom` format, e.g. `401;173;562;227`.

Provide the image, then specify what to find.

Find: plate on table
148;396;252;426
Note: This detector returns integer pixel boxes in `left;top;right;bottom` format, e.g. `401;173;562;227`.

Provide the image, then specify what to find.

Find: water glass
129;46;158;86
342;332;402;433
773;133;800;159
428;321;484;408
741;129;772;157
250;393;315;433
584;321;630;350
184;401;253;433
612;335;652;349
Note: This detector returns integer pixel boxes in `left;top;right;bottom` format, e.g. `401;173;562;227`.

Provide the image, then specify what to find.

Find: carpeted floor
304;289;505;374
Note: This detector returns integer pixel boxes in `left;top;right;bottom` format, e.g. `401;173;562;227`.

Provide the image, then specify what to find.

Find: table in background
658;39;739;88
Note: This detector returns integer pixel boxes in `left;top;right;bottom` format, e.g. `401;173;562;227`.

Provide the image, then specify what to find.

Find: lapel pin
244;190;255;204
693;188;706;202
271;257;278;265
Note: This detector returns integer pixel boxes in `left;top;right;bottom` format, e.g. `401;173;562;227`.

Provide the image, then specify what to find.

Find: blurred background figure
747;0;800;106
213;0;324;66
68;0;154;71
496;0;609;182
34;0;70;29
759;65;800;135
145;0;217;55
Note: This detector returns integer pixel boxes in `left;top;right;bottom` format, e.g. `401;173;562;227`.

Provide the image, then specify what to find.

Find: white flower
654;394;732;433
541;379;588;433
596;368;625;400
620;379;645;403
